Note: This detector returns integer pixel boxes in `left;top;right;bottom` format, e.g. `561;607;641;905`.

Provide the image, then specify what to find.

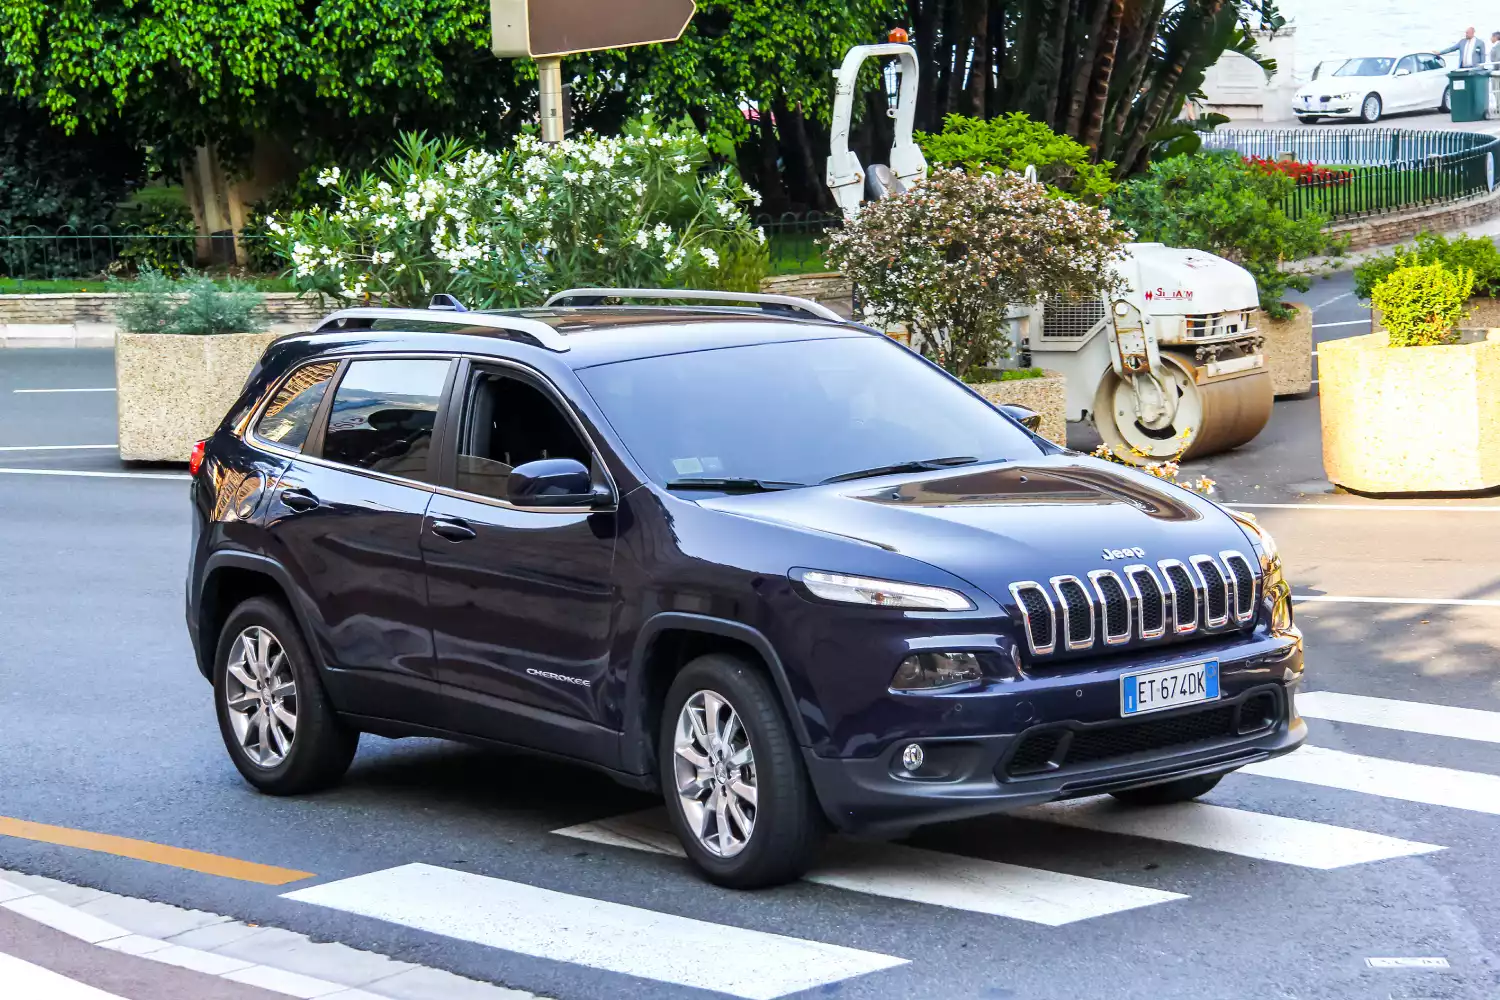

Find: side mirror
999;404;1043;433
1395;68;1411;77
507;458;610;508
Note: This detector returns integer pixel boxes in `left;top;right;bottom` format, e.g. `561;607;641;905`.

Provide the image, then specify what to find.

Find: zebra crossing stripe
283;862;906;1000
1242;745;1500;815
554;810;1184;926
1014;798;1443;869
0;952;128;999
1297;691;1500;745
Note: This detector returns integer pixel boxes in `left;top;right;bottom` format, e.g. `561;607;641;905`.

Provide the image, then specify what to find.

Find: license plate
1121;660;1220;716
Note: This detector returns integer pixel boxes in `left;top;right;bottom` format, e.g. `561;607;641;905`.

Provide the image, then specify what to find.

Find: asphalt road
2;290;1499;1000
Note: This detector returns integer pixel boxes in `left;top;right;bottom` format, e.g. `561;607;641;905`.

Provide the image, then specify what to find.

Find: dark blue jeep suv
186;290;1305;888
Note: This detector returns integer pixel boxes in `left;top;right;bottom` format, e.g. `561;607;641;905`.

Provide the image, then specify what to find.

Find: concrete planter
1257;303;1313;397
1319;331;1500;494
971;371;1068;446
117;332;282;462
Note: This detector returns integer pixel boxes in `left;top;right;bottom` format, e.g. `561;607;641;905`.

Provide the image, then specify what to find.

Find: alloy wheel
224;626;298;767
1362;95;1381;122
672;690;757;858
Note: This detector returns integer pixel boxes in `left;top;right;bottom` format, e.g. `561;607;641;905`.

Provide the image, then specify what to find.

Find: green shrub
268;122;768;308
112;186;197;277
115;270;267;335
1106;152;1328;319
918;114;1117;202
963;367;1047;384
1369;264;1473;348
1354;232;1500;300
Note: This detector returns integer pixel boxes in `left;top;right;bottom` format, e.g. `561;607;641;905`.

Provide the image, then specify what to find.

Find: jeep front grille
1010;552;1254;656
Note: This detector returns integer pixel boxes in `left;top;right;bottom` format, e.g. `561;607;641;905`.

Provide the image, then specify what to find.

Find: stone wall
1329;185;1500;253
0;292;328;327
759;273;854;318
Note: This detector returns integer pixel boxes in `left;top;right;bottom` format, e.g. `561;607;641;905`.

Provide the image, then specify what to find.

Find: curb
0;869;539;1000
1;324;116;349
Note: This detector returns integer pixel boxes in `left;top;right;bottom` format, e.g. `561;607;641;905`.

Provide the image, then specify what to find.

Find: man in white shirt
1441;27;1487;67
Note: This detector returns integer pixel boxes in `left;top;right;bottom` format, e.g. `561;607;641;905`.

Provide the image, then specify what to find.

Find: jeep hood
697;457;1249;601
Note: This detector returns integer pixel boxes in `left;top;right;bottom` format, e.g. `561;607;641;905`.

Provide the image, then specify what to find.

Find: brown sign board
491;0;697;59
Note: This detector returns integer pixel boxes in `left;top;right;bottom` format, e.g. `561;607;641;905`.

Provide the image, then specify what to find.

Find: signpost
491;0;698;142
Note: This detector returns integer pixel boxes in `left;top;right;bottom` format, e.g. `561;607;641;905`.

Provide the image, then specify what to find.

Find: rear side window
454;371;593;501
321;359;451;483
255;361;340;452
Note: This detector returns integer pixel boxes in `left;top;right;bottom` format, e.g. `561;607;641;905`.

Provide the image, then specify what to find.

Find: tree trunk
1037;0;1076;128
1118;0;1224;172
966;0;991;115
1078;0;1126;152
1102;0;1164;163
1064;0;1114;137
755;109;788;214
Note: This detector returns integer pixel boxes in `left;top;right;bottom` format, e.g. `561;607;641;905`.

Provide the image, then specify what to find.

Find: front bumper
805;678;1305;836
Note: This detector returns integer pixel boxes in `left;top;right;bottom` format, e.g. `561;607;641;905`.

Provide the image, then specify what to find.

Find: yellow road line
0;817;313;886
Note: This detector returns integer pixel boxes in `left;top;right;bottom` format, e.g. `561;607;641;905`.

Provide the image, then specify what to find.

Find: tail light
189;440;207;476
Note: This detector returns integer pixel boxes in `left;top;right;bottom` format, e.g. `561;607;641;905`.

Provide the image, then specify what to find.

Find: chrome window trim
314;309;571;352
243;350;618;515
1220;550;1258;623
1049;575;1095;651
1009;582;1057;656
1158;559;1199;635
1122;563;1168;641
1087;569;1133;646
1190;554;1232;628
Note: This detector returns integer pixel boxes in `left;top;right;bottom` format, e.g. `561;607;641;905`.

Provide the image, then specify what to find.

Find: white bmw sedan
1293;53;1452;123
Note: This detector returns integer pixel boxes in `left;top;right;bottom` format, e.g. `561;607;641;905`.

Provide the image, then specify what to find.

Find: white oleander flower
699;247;720;268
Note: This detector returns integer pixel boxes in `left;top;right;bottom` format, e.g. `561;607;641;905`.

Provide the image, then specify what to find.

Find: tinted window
454;371;592;501
1334;57;1394;77
255;361;339;452
1396;56;1417;74
1424;56;1447;71
321;359;450;482
578;337;1043;488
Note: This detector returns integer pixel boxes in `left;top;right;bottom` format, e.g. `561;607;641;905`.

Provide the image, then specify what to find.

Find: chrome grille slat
1087;570;1132;645
1221;550;1257;623
1051;576;1095;650
1010;582;1057;655
1159;559;1199;634
1191;555;1231;627
1124;564;1167;640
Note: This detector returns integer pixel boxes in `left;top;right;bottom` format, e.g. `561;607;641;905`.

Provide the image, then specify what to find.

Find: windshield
577;336;1044;489
1333;57;1393;77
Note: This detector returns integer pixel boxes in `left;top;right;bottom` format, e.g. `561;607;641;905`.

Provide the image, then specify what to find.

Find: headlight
798;570;974;611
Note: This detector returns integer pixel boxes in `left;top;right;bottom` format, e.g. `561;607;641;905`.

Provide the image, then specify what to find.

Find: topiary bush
1354;232;1500;301
1369;263;1473;348
1106;151;1328;320
918;113;1117;203
825;168;1126;380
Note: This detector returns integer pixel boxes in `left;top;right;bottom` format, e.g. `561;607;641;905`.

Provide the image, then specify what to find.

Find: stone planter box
971;371;1068;446
1319;330;1500;494
1257;303;1313;397
117;332;283;462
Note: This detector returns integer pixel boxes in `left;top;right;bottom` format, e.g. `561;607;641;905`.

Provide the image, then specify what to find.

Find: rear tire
213;597;358;795
1441;85;1453;113
1359;93;1383;123
659;654;826;888
1110;773;1223;806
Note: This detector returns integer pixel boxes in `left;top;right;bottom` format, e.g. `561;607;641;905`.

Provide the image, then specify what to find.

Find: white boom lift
826;38;1273;463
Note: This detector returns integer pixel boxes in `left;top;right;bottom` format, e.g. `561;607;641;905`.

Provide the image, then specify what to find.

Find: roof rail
313;308;570;353
543;288;846;324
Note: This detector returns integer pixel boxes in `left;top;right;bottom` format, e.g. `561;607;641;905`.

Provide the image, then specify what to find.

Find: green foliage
918;114;1116;202
111;186;196;276
1354;232;1500;301
115;270;267;335
826;168;1126;379
963;367;1047;384
1370;264;1473;348
268;123;768;309
1106;152;1327;318
0;97;146;233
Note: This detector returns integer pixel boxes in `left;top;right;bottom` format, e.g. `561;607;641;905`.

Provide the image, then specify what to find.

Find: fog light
900;744;925;772
892;652;983;691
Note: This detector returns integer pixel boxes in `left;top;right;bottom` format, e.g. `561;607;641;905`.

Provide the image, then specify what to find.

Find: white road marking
1231;502;1500;512
0;468;187;481
0;952;129;999
1312;319;1369;329
555;810;1183;926
1313;291;1353;309
0;444;116;452
283;862;907;999
1293;595;1500;608
1366;957;1450;969
12;387;116;393
1298;692;1500;745
1242;745;1500;816
1015;798;1442;869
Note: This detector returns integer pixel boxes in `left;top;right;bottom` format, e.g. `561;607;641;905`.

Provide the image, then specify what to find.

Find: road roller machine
1024;243;1273;463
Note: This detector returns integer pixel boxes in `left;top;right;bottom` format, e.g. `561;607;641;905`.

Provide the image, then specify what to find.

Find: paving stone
78;893;231;939
363;966;537;1000
165;919;274;951
223;963;350;998
212;929;417;988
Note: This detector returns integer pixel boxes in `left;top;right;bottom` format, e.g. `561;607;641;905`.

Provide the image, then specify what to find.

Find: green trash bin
1449;68;1494;122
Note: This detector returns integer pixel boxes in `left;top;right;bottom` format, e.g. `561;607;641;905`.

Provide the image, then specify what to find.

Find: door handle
280;488;321;512
430;518;477;542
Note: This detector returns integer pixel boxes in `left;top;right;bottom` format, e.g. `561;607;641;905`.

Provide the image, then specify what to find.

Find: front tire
659;654;826;888
1441;85;1453;113
214;597;358;795
1360;93;1383;123
1110;773;1223;806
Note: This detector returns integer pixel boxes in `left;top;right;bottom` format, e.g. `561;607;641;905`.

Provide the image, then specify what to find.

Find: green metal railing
1203;128;1500;222
0;226;264;283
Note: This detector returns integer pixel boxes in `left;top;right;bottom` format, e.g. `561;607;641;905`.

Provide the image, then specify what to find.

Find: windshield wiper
820;456;980;485
665;478;806;493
